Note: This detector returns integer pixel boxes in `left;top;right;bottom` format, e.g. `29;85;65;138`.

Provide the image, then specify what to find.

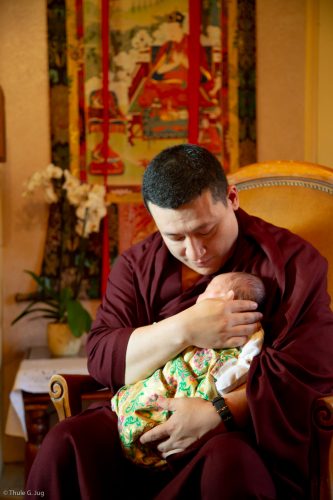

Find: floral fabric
112;327;264;468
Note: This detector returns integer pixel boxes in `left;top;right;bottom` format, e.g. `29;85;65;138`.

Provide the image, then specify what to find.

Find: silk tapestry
44;0;256;297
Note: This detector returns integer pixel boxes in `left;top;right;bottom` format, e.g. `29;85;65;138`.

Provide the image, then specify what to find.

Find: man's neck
181;264;202;291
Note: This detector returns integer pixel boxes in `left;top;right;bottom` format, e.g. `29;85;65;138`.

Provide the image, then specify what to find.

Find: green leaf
23;270;59;300
11;303;60;325
24;270;46;288
66;300;92;338
60;287;74;302
56;287;74;321
26;314;61;321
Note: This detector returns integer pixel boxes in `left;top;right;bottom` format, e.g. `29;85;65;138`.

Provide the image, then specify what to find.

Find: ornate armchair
49;161;333;500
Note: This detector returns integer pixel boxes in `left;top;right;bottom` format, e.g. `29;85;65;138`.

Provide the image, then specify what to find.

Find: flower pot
47;322;82;357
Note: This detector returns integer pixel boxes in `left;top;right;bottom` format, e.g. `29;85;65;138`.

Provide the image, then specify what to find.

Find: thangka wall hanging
63;0;256;187
45;0;256;296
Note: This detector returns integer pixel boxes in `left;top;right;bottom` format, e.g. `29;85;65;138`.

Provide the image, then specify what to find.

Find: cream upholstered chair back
227;161;333;307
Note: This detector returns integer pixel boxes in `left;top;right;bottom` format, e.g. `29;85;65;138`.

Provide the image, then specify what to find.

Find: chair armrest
49;374;112;421
314;396;333;429
312;395;333;500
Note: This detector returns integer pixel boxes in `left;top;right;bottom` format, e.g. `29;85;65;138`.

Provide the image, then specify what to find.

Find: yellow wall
317;0;333;166
0;0;51;461
0;0;332;463
256;0;307;161
256;0;333;168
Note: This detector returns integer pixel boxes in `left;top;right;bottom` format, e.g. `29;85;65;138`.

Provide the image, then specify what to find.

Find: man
26;144;333;499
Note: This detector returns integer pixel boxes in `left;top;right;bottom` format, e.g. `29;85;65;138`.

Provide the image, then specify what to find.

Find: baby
111;272;265;468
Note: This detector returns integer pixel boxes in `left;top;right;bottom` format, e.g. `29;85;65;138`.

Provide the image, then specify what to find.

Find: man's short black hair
142;144;229;209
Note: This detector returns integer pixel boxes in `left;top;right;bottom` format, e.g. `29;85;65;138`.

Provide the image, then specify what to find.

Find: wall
317;0;333;166
0;0;51;461
0;1;100;462
256;0;333;168
256;0;307;161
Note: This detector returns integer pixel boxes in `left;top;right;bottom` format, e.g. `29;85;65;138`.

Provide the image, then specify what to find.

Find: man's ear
227;185;240;210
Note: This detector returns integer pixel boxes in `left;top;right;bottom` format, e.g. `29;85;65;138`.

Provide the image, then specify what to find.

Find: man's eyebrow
164;222;214;237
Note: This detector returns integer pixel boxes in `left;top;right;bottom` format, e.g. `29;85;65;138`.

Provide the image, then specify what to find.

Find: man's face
148;187;240;275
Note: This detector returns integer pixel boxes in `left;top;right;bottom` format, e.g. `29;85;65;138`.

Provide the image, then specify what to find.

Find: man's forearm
124;313;190;384
125;297;262;385
223;384;250;429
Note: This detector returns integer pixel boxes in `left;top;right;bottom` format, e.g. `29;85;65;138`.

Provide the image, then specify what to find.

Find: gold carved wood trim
234;177;333;195
227;161;333;186
49;374;72;421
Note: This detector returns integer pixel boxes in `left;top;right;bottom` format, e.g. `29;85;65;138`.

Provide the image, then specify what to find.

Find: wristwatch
212;396;236;431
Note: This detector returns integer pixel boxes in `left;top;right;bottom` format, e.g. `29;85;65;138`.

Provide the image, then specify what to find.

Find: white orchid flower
63;171;93;207
85;190;107;210
23;165;108;235
22;165;63;202
44;184;58;203
63;170;81;190
66;183;90;206
45;163;63;180
75;200;107;237
23;172;43;196
90;184;106;197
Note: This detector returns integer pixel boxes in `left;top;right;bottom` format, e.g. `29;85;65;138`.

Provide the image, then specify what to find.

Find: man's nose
185;238;206;261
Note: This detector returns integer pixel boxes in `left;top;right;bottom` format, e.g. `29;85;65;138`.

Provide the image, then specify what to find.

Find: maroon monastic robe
26;209;333;499
87;208;333;497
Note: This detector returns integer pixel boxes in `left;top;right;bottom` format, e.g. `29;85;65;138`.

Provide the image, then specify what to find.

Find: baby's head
197;272;265;306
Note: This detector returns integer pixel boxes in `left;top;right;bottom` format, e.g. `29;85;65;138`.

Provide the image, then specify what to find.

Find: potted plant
12;164;108;356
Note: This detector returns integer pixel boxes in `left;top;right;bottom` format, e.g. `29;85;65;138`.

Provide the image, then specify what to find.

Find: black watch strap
212;396;236;431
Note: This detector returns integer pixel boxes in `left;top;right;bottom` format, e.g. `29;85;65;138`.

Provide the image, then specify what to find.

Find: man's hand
140;397;221;458
180;294;262;349
125;293;261;384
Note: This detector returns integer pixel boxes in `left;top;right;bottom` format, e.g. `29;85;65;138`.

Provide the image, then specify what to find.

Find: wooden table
23;391;53;478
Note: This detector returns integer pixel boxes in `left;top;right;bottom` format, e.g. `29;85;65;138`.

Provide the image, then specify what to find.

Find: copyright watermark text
1;490;44;497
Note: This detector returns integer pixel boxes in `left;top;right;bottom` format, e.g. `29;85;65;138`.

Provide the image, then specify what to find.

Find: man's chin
188;261;220;276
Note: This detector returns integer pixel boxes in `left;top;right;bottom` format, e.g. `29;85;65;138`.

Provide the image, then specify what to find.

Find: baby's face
196;275;231;303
